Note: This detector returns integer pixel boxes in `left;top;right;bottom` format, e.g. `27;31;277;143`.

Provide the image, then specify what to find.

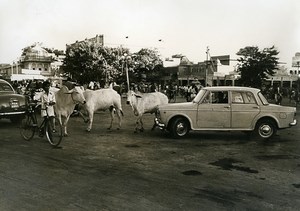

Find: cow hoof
140;128;144;132
63;134;69;137
117;128;120;130
84;120;89;123
86;129;91;132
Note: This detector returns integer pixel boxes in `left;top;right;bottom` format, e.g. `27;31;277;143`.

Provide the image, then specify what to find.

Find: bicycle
20;101;63;147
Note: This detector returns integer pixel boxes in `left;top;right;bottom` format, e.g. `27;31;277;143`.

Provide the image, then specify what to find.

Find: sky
1;0;300;72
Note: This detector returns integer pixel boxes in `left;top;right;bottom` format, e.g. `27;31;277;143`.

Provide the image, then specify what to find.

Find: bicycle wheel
20;115;36;141
45;117;63;147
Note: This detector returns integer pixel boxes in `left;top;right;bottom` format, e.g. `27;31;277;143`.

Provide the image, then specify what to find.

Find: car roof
202;86;260;92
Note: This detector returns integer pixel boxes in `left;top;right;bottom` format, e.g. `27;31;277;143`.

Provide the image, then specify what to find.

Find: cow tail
120;109;124;116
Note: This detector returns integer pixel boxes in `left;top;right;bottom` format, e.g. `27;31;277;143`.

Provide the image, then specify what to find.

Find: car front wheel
255;119;277;139
170;117;189;138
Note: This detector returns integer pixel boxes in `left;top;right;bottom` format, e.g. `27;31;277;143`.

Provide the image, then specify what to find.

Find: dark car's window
0;83;14;92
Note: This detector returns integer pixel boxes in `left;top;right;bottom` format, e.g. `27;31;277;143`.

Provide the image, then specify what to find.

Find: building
0;43;66;81
290;52;300;76
160;56;225;87
67;34;104;49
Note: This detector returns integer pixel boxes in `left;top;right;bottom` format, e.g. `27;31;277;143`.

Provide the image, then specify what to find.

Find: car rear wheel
170;117;189;138
255;119;277;139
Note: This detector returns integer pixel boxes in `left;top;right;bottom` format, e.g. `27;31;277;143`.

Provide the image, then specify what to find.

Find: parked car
0;79;26;123
155;86;297;139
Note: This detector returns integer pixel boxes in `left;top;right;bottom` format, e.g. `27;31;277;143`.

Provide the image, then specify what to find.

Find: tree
63;42;163;85
130;48;163;83
236;46;279;88
63;41;121;84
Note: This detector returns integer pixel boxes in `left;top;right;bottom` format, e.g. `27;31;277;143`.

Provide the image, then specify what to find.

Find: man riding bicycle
34;81;56;132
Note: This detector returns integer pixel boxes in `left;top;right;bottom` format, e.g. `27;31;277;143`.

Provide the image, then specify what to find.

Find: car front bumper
0;111;26;116
154;118;166;130
290;119;297;126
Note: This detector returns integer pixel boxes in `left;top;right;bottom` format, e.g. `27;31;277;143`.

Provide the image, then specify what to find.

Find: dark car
0;79;26;123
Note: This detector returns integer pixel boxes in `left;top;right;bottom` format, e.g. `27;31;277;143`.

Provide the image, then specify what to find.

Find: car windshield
258;91;269;105
0;82;14;92
193;89;206;102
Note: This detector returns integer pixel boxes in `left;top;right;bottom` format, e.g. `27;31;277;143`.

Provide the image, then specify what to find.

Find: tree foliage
62;41;163;85
236;46;279;88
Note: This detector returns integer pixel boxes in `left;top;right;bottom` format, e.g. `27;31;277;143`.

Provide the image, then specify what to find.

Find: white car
155;86;297;139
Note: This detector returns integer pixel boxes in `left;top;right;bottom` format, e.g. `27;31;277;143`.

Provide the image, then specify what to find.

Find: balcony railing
20;56;52;62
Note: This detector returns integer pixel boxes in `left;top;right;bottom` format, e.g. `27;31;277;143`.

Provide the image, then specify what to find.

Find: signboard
211;55;230;65
21;69;41;75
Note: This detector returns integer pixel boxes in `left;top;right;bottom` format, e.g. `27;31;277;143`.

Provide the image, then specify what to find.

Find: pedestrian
275;85;283;105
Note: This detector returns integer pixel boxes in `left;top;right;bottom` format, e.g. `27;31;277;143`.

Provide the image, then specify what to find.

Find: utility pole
205;46;209;87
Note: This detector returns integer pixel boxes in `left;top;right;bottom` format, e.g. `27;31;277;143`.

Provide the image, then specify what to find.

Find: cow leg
108;106;114;130
151;121;156;131
63;115;71;136
115;108;122;130
140;117;144;132
134;115;143;133
134;116;140;133
86;110;94;132
78;111;89;123
57;114;67;136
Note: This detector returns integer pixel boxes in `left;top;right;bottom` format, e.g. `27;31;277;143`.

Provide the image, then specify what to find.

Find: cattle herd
52;85;169;136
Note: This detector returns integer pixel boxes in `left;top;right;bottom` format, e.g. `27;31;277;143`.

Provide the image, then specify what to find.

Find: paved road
0;97;300;210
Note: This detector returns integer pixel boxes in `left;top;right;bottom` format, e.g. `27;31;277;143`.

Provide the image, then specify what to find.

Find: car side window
232;91;244;104
232;91;256;104
212;91;228;104
0;83;12;91
243;92;256;104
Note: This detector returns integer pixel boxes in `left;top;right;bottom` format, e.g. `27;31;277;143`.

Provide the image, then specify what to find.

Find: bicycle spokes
20;116;35;141
45;118;63;147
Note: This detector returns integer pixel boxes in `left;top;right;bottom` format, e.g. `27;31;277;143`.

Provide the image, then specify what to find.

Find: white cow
54;85;86;136
126;90;168;132
82;88;123;132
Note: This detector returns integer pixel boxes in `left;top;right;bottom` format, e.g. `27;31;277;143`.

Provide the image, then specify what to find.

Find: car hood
158;102;194;110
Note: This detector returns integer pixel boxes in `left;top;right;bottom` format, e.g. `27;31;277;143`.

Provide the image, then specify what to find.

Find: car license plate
10;102;19;108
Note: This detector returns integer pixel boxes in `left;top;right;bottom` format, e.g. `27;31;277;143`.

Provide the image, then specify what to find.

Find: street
0;97;300;211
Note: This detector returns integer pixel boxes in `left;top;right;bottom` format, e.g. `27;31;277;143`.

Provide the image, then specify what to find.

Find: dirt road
0;97;300;210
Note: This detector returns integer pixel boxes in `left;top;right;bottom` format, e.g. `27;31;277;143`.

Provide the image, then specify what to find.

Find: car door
196;90;231;129
230;91;260;129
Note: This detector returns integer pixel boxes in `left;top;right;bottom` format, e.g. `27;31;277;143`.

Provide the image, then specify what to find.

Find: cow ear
135;94;142;98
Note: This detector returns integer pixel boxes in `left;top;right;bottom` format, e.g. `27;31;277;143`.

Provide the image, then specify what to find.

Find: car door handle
252;106;259;109
224;105;231;109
